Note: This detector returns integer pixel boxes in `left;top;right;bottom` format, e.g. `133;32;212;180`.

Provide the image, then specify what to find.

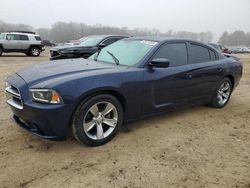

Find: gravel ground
0;50;250;188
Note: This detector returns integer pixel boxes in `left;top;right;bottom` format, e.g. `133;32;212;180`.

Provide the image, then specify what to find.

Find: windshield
0;33;5;40
79;37;86;43
79;36;104;46
89;39;158;66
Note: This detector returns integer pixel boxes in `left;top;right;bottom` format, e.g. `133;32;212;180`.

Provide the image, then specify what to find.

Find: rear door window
153;43;188;67
20;35;29;41
190;44;210;63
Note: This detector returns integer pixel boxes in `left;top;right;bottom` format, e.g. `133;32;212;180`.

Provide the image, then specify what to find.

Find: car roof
2;32;39;36
87;35;130;38
128;36;206;43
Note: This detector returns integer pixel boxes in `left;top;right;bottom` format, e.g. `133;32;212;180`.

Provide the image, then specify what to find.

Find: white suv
0;31;45;56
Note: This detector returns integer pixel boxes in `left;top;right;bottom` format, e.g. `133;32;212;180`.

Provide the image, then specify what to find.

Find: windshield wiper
106;51;119;65
94;49;101;61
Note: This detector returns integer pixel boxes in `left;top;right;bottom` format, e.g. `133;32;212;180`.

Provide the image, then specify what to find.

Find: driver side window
6;34;15;40
153;43;188;67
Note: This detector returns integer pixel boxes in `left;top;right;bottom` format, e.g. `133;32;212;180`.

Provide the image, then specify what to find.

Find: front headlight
29;89;63;104
60;50;75;54
5;81;10;88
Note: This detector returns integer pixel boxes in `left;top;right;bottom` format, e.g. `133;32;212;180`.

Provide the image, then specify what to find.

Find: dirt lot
0;50;249;188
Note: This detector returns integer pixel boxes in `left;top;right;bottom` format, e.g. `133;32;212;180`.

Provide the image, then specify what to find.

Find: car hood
17;58;115;86
52;45;93;51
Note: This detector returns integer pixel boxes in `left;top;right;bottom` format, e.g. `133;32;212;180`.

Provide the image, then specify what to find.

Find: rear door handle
186;73;193;79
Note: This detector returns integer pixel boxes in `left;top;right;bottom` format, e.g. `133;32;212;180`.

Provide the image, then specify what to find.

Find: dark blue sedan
5;37;242;146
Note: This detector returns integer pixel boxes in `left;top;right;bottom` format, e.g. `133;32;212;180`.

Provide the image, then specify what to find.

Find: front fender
56;70;144;120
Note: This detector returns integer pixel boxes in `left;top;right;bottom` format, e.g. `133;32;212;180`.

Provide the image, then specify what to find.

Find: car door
143;42;196;115
19;35;30;50
186;43;225;99
3;34;18;50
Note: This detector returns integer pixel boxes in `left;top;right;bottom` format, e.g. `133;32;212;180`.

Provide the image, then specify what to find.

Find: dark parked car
209;43;231;54
50;35;128;60
41;40;56;47
5;37;242;146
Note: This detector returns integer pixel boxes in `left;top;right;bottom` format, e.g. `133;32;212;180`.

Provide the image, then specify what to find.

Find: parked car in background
63;37;86;46
50;35;128;60
231;47;250;54
0;31;45;56
209;43;231;54
41;40;56;47
5;37;242;146
64;39;80;46
56;43;64;46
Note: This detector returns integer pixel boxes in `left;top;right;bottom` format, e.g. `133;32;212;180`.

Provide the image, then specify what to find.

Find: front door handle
186;73;193;79
217;67;223;71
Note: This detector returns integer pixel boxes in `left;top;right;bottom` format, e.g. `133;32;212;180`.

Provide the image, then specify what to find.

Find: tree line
0;20;214;43
218;31;250;46
1;20;249;46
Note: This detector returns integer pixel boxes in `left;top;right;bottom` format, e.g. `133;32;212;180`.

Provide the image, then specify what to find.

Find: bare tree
218;31;250;46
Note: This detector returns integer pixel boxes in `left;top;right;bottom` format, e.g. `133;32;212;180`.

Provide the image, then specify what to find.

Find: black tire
29;47;40;57
210;78;232;108
0;47;2;56
72;94;123;147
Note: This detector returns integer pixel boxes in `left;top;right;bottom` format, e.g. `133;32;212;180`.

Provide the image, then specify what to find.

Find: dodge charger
5;37;242;146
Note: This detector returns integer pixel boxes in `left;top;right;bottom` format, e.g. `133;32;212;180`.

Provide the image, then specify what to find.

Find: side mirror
98;43;106;48
149;58;170;68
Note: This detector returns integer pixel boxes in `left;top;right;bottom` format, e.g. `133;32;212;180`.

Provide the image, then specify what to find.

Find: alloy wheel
83;101;118;140
217;81;231;106
31;48;39;56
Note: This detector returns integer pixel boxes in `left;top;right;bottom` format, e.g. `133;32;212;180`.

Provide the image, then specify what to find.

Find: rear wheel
72;94;123;146
210;78;232;108
29;47;40;57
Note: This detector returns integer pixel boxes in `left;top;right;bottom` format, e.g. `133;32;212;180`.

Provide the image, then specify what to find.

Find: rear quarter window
35;36;42;41
209;50;217;61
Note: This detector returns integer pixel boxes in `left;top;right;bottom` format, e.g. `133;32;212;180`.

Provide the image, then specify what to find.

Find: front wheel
0;48;2;56
72;94;123;146
29;47;40;57
210;78;232;108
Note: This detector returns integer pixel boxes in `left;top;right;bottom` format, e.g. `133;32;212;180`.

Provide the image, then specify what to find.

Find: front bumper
50;50;78;60
6;74;75;141
41;46;45;51
12;115;65;141
9;101;75;141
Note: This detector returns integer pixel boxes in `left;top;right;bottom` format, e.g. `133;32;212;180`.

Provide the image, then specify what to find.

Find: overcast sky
1;0;249;40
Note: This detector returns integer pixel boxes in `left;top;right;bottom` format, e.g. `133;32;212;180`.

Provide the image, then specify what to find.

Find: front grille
5;85;23;110
50;50;60;57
